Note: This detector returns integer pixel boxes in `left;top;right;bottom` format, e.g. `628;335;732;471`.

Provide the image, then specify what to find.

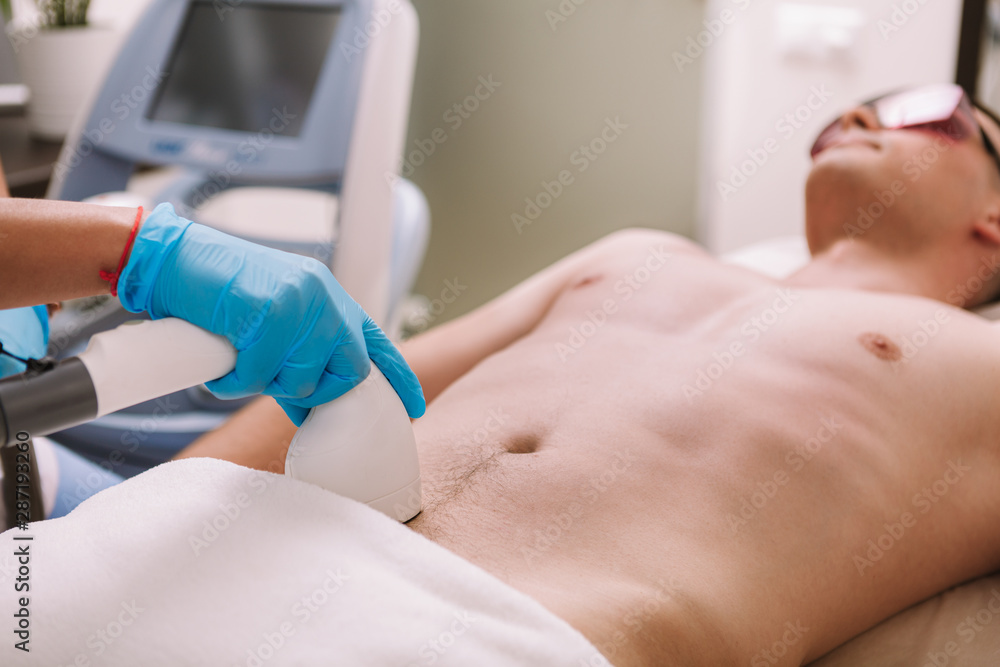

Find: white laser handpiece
0;318;421;522
285;366;421;522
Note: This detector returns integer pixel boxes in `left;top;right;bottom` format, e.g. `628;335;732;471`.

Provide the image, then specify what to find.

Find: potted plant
4;0;119;140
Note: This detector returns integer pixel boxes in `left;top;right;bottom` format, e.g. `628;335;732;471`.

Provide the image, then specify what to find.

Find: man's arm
173;397;294;473
400;257;583;403
402;228;688;403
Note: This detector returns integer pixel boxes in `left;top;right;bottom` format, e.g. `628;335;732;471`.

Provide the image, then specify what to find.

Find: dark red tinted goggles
810;84;1000;173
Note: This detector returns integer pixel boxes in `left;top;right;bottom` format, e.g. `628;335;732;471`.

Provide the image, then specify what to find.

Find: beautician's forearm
0;199;143;309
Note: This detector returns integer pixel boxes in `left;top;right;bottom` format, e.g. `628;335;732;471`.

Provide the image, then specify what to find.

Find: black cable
0;340;56;375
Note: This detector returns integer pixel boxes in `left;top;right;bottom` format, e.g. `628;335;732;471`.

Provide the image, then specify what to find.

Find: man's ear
973;202;1000;246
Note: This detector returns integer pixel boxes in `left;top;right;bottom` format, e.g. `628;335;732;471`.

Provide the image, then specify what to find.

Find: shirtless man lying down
179;83;1000;666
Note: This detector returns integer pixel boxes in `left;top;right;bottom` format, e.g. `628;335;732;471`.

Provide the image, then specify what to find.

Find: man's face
804;98;1000;255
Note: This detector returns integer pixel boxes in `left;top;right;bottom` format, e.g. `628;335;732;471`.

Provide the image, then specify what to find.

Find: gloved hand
0;306;49;379
117;203;425;426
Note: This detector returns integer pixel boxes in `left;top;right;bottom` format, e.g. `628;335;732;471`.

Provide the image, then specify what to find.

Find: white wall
698;0;964;253
406;0;705;321
87;0;153;31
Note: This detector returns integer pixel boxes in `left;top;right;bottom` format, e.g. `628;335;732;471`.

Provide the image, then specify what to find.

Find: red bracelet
100;206;143;297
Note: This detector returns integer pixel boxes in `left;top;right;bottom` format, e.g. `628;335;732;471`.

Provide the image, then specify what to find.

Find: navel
858;332;902;362
505;434;541;454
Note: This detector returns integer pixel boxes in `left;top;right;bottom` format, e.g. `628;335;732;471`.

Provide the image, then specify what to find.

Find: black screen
148;2;340;137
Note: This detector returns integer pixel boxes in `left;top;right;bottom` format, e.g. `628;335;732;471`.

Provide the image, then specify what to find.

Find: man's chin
816;139;879;155
805;152;883;200
810;146;880;174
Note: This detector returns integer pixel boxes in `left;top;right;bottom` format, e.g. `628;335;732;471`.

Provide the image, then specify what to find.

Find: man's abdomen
406;277;1000;666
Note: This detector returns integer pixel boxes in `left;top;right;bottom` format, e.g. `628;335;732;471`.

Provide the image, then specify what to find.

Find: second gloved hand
0;305;49;379
117;203;425;426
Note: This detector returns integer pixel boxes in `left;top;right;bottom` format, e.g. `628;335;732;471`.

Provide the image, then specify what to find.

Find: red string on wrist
100;206;143;297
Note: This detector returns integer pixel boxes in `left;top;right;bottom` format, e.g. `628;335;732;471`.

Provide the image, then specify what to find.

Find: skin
0;198;144;308
182;102;1000;665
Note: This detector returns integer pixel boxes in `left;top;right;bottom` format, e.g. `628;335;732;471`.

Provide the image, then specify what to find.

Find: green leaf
34;0;89;28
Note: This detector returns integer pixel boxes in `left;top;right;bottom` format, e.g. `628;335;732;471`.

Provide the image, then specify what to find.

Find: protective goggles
810;83;1000;174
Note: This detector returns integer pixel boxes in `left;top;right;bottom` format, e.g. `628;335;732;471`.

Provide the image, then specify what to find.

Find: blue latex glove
118;203;425;426
0;306;49;379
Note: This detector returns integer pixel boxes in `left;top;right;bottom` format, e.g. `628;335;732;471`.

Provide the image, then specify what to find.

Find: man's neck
782;239;948;303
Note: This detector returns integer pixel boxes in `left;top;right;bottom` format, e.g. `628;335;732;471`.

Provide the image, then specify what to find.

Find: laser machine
37;0;429;478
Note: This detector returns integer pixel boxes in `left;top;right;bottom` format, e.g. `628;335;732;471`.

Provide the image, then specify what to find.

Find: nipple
857;332;902;362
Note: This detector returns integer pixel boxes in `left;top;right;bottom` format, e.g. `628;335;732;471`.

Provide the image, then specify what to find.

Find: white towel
0;458;609;666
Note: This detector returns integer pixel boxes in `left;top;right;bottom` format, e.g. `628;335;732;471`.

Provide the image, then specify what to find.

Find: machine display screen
147;2;341;137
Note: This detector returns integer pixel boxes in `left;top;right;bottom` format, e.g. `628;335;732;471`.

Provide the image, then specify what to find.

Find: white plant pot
8;23;118;141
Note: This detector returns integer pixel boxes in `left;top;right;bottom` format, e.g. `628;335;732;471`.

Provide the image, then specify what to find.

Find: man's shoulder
592;228;709;259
